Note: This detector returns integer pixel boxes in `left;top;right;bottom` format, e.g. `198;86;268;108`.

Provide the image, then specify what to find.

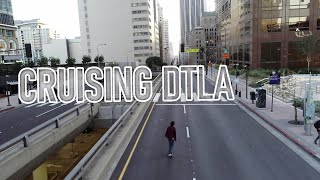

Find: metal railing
0;102;93;154
65;73;162;180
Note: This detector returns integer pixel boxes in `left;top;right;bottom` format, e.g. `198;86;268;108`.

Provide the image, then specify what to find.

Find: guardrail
0;102;93;154
65;73;162;180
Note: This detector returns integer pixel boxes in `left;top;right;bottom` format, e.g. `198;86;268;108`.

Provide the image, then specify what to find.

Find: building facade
180;0;205;46
0;0;22;64
188;26;206;65
15;19;51;62
201;11;217;64
216;0;320;69
78;0;161;66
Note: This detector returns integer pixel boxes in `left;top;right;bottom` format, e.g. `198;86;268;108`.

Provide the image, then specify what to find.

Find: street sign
186;48;200;53
223;53;229;59
269;73;280;85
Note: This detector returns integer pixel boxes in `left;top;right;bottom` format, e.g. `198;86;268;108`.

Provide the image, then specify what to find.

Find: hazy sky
12;0;215;56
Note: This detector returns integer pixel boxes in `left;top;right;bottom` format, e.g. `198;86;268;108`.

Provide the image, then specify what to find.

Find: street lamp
5;75;11;106
97;43;107;68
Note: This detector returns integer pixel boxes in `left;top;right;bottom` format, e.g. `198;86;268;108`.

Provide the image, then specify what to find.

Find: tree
25;60;35;68
297;35;320;73
94;55;104;63
12;62;23;74
49;57;60;67
65;58;76;67
38;57;49;67
82;55;92;64
146;56;163;71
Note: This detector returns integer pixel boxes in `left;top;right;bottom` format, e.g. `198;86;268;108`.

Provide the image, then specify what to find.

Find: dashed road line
37;102;50;107
25;103;40;108
36;104;67;118
186;127;190;138
183;105;186;114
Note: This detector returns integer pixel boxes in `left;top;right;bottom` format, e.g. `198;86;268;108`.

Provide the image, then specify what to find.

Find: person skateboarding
165;121;176;157
314;120;320;144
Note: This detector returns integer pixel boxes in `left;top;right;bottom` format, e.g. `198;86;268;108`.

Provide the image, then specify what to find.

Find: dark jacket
315;120;320;131
165;126;176;141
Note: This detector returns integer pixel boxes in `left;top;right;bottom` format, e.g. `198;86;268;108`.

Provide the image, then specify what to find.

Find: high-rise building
162;18;170;64
188;26;206;65
180;0;205;46
0;0;22;64
201;11;217;63
15;19;51;62
78;0;161;66
216;0;320;69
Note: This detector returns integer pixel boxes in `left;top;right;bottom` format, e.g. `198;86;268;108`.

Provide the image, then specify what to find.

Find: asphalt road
0;101;84;146
111;74;320;180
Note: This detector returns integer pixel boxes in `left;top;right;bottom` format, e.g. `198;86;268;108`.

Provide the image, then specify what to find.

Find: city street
0;101;84;145
111;74;320;180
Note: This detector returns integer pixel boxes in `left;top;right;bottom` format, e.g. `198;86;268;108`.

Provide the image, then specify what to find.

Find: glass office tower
0;0;14;26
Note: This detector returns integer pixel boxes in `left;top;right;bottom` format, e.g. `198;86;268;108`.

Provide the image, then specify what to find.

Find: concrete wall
68;38;82;64
0;103;100;180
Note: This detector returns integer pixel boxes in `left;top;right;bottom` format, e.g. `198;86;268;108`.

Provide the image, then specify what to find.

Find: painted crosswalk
24;101;82;108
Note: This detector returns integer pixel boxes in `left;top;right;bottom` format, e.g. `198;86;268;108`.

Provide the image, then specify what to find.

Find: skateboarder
165;121;176;157
314;120;320;144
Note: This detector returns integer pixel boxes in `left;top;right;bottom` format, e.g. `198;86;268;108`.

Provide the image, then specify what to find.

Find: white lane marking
193;93;199;102
25;103;40;108
37;102;50;107
36;104;67;118
181;93;186;102
220;95;227;102
153;93;161;102
183;105;186;114
74;102;83;106
49;103;60;107
186;127;190;138
193;178;196;180
156;104;236;106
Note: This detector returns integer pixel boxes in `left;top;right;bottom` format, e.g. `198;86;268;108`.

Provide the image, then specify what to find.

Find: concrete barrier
0;103;100;180
80;77;162;180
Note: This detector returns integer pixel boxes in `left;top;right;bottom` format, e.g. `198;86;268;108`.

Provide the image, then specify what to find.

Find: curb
0;107;15;113
236;99;320;162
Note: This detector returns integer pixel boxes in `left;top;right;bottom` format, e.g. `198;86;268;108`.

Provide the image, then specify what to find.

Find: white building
15;19;51;62
162;18;170;64
77;0;161;66
42;38;82;64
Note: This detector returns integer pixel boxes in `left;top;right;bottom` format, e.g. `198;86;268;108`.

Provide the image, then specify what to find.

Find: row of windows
132;17;151;22
133;25;151;29
131;2;149;7
134;53;153;57
261;16;311;32
132;10;150;15
133;39;152;43
134;46;153;50
133;32;152;36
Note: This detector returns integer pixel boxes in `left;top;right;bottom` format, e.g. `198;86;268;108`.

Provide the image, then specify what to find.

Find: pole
246;67;248;99
97;45;100;68
6;77;11;106
271;85;274;112
235;64;238;95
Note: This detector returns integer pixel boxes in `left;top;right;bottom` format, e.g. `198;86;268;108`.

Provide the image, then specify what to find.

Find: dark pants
168;139;174;154
316;131;320;142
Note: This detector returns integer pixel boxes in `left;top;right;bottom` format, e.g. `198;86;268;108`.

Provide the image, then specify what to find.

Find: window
261;18;282;32
134;46;152;50
132;10;149;14
289;0;310;9
133;32;151;36
131;2;148;7
133;25;151;29
261;42;281;68
288;16;309;31
133;39;152;43
132;17;150;22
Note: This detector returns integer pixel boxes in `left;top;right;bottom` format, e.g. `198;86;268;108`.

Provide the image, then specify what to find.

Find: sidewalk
0;94;23;113
207;74;320;161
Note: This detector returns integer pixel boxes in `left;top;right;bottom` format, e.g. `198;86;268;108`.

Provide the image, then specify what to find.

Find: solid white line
36;104;66;118
156;104;236;106
49;103;60;107
153;93;161;102
183;105;186;114
181;93;186;102
37;102;50;107
25;103;39;108
186;127;190;138
193;178;196;180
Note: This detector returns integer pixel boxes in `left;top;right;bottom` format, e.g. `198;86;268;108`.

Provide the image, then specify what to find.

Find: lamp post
97;43;107;68
5;75;11;106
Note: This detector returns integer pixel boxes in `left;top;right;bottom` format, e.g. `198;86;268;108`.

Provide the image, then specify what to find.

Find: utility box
256;89;266;108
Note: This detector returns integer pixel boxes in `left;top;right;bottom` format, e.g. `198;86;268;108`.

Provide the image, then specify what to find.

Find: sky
12;0;215;56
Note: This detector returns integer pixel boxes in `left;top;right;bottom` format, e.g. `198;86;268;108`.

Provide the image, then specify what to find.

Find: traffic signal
180;44;185;52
